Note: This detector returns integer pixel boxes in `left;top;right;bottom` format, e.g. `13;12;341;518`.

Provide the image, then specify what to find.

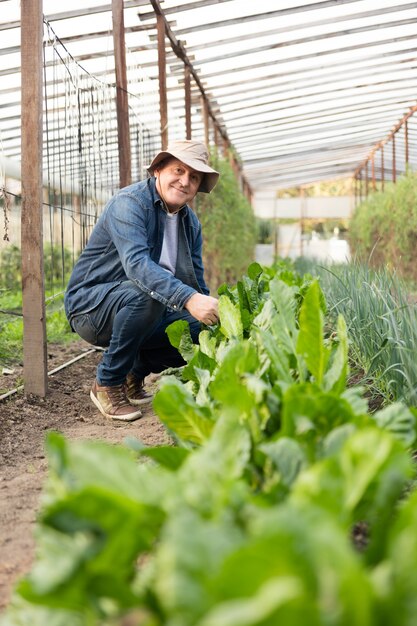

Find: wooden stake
112;0;132;188
21;0;48;396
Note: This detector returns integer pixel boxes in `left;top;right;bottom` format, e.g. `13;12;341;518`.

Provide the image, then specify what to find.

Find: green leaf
247;262;263;281
138;446;190;470
182;349;216;384
0;599;85;626
255;327;293;384
153;377;214;445
372;402;416;447
260;438;307;488
292;427;412;537
44;434;173;507
268;278;298;355
19;487;164;609
218;295;243;340
197;577;303;626
199;329;217;359
323;314;349;394
166;320;195;362
296;280;329;385
150;508;244;624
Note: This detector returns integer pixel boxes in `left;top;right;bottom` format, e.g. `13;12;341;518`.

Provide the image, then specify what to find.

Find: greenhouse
1;1;417;624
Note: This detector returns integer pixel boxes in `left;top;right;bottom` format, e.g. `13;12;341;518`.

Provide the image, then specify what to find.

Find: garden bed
0;340;166;611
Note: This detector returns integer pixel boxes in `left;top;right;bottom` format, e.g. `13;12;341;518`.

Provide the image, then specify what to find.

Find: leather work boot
125;373;153;406
90;379;142;421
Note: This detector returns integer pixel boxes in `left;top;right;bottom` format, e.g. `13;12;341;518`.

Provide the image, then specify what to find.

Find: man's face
155;158;203;212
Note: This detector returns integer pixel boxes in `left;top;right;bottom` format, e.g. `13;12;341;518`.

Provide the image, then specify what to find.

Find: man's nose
179;172;190;187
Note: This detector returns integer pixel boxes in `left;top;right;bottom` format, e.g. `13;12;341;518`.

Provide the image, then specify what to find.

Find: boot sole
90;390;142;422
127;396;153;406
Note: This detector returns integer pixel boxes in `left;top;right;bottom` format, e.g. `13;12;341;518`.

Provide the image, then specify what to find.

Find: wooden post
201;95;209;148
112;0;131;188
156;12;168;149
184;65;192;140
214;124;219;148
21;0;48;396
405;119;409;169
371;154;375;192
365;162;369;196
381;145;384;191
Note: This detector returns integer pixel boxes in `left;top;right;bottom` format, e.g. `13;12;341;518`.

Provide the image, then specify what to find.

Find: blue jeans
70;280;201;386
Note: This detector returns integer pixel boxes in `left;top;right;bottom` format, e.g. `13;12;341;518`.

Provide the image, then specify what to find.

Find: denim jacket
64;177;209;322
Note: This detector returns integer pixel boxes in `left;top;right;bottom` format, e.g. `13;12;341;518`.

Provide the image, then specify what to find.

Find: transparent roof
2;0;417;191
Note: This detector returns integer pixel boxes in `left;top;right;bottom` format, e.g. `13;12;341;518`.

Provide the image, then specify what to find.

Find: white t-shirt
158;211;179;275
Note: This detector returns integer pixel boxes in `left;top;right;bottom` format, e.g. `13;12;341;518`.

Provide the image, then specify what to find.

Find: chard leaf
151;508;243;623
45;433;172;506
197;577;303;626
372;402;416;447
219;295;243;340
0;601;83;626
242;275;259;313
247;262;263;281
292;428;412;533
166;320;195;362
153;377;214;445
296;281;329;385
323;314;349;394
195;367;212;406
182;349;216;383
253;298;275;332
20;487;164;608
255;328;293;384
137;446;190;470
268;278;298;354
341;387;368;415
199;329;217;359
210;342;260;410
260;438;307;488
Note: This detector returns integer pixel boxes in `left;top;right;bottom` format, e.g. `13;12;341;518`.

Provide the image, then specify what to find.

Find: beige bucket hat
148;139;220;193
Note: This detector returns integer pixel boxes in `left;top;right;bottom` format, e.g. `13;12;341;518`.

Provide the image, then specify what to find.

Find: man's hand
185;293;219;325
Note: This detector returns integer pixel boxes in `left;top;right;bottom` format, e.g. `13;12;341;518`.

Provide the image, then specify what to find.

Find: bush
349;171;417;281
195;151;257;291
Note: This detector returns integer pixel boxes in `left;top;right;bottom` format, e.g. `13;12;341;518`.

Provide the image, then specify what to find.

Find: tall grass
296;258;417;407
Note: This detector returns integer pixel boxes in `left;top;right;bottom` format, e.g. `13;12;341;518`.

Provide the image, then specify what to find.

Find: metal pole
392;134;396;183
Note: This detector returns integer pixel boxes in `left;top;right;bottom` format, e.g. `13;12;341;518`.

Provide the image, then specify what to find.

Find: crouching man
64;140;219;421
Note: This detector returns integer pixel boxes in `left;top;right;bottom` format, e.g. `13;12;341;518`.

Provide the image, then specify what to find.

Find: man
64;139;220;422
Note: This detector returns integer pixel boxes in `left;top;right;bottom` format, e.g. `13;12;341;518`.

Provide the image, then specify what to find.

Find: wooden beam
201;95;209;148
156;11;168;148
169;3;417;53
149;0;252;198
184;65;192;140
112;0;132;188
141;0;362;25
20;0;48;397
1;0;153;31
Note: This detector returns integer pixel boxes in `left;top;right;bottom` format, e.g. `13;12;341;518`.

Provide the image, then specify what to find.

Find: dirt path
0;340;167;612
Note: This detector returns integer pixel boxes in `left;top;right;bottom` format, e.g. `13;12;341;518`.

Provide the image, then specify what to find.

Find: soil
0;340;168;613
